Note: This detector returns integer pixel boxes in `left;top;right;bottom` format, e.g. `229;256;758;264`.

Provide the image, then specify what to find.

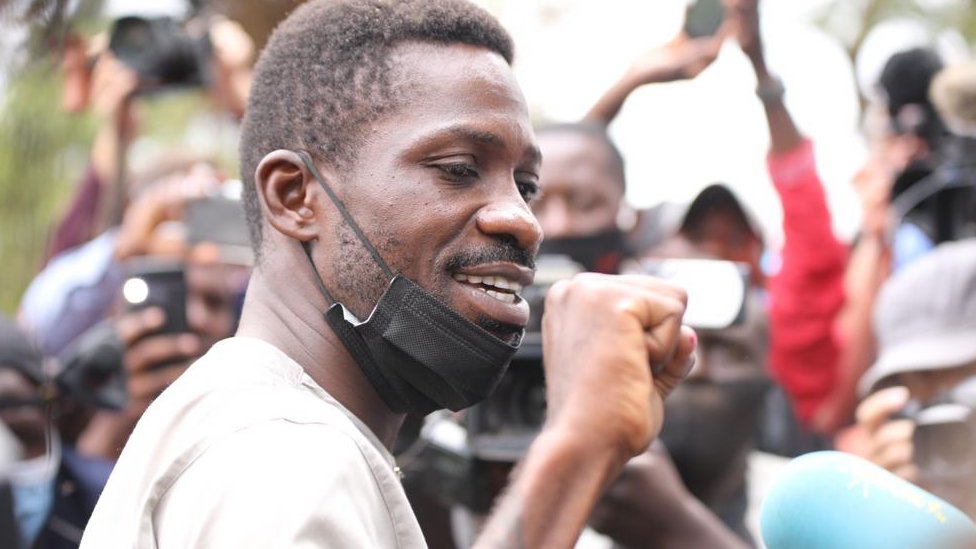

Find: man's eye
517;180;540;202
439;163;479;181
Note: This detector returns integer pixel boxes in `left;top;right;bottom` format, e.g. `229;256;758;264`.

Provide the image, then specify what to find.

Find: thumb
856;386;911;434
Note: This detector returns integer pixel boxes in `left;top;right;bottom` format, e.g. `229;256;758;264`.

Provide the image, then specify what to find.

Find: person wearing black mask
531;123;633;274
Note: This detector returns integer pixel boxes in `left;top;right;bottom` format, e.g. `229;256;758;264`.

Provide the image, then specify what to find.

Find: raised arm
474;274;696;548
584;33;723;127
730;0;848;432
728;0;803;155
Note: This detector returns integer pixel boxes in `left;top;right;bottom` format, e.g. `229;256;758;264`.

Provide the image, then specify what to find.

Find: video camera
107;13;212;92
402;254;750;512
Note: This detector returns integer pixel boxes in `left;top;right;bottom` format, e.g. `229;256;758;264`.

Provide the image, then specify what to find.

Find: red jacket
767;140;847;424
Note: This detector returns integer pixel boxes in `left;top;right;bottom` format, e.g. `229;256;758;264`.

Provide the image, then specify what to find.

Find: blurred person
852;239;976;519
528;20;765;545
588;442;749;549
20;163;251;461
834;57;976;455
582;0;846;522
48;6;255;260
80;1;696;548
19;161;229;356
531;122;632;274
0;314;114;549
727;0;848;442
69;173;251;461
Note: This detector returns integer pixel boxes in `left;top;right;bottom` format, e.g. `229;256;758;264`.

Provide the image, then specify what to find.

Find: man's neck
236;265;405;449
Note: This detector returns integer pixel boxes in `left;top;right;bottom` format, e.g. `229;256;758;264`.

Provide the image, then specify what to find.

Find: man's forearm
473;428;622;549
584;73;641;128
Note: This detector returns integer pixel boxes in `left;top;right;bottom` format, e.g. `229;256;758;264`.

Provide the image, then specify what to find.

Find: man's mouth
451;273;524;304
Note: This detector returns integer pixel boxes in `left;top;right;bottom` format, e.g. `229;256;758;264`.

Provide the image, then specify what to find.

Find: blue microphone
760;451;976;549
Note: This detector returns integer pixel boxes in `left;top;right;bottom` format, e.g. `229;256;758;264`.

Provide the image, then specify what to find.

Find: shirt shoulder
82;338;424;549
155;420;416;548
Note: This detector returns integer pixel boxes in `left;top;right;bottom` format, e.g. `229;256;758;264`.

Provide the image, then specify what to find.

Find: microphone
759;451;976;549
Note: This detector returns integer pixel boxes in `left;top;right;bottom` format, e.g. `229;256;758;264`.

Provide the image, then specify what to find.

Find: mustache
444;243;536;272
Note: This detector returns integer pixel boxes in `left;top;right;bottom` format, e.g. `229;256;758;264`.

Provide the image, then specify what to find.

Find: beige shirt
80;337;426;548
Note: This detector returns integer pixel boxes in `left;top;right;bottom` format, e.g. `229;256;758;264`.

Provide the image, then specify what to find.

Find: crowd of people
1;0;975;547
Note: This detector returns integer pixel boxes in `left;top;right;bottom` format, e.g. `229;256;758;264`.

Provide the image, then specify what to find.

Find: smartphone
641;257;748;330
122;259;189;334
684;0;725;38
185;194;249;249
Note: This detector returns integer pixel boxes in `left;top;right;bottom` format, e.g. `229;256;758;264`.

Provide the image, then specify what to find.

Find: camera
901;376;976;483
108;15;212;91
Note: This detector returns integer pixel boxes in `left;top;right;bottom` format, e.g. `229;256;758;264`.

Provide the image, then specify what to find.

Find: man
0;315;114;549
530;123;631;274
854;238;976;519
80;1;694;547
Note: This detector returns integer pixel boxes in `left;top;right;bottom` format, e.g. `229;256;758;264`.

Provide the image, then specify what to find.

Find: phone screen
684;0;725;38
122;260;189;334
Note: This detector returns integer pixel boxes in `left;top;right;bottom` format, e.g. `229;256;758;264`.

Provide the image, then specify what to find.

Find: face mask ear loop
295;149;394;281
301;240;338;306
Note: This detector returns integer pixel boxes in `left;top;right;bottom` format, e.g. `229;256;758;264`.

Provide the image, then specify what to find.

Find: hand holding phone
122;259;189;335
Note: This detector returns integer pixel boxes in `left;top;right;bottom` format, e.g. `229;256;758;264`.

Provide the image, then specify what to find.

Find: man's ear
255;150;333;242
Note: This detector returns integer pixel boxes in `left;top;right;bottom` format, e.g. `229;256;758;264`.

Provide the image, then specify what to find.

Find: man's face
532;131;624;240
319;43;542;345
185;259;250;350
0;368;47;459
897;362;976;404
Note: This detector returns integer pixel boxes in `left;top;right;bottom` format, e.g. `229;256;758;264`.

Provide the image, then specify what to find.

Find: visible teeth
486;290;516;304
453;273;523;294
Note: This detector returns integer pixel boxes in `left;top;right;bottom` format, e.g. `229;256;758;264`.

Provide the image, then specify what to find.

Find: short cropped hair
239;0;514;258
535;122;627;191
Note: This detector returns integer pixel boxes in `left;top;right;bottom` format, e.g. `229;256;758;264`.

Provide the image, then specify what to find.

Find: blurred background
0;0;974;313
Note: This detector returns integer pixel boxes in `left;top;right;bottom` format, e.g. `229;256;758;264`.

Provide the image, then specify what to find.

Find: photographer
20;160;251;462
0;314;114;549
49;5;254;260
68;173;251;461
853;239;976;518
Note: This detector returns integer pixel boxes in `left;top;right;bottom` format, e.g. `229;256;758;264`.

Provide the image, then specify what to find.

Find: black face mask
538;228;628;274
296;151;520;416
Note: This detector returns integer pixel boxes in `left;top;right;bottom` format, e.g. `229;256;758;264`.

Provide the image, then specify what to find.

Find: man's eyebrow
444;126;542;167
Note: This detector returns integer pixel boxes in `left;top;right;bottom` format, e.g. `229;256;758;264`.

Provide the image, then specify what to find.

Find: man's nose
477;194;543;253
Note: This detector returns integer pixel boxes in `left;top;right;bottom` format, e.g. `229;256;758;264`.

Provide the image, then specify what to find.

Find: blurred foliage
0;57;97;314
814;0;976;58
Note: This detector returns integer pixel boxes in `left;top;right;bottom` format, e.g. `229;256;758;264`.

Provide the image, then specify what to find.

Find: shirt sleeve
765;140;847;424
154;420;396;548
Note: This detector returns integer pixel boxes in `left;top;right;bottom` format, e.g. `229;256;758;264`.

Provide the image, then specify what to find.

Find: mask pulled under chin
324;275;519;416
295;149;520;417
